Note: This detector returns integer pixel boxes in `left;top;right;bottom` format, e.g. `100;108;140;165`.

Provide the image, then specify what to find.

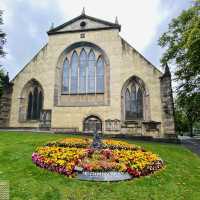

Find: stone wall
9;25;167;137
160;65;176;137
0;84;13;127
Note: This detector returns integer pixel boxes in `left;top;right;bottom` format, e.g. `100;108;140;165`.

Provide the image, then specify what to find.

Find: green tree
175;94;200;136
174;102;189;135
159;1;200;136
0;10;6;57
0;10;7;97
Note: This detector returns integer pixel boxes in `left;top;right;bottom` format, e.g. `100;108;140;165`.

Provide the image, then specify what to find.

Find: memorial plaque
76;171;132;181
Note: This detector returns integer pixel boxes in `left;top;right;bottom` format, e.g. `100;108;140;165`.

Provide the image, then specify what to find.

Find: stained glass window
27;87;43;120
96;57;104;93
125;89;131;119
70;51;78;94
62;47;106;94
79;49;87;93
125;82;143;120
27;92;33;119
62;59;69;93
137;88;143;118
88;50;95;93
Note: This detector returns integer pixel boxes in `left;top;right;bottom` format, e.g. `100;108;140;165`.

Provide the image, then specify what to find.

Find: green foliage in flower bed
0;132;200;200
45;137;141;150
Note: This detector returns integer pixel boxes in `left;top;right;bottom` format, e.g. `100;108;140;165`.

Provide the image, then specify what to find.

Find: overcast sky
1;0;192;79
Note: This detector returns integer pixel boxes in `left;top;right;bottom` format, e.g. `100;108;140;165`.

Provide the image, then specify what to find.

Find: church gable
48;13;121;35
4;11;176;138
120;37;162;75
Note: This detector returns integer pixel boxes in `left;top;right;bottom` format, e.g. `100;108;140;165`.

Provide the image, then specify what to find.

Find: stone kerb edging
76;171;132;181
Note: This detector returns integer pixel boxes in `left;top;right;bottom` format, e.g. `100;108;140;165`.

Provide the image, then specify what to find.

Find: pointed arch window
62;59;69;93
79;49;87;93
61;47;106;95
70;51;78;94
96;56;104;93
124;82;144;120
27;86;43;120
88;50;95;93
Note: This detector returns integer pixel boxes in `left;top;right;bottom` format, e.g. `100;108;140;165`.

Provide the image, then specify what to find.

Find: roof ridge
47;14;121;34
11;43;48;82
120;36;163;74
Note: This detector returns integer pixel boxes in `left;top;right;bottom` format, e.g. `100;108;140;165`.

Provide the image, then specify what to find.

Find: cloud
1;0;13;26
0;0;192;79
28;24;39;39
143;0;192;69
29;0;50;9
1;0;62;78
57;0;167;52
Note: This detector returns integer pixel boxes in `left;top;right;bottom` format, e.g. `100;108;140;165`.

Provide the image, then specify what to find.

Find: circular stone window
80;21;86;28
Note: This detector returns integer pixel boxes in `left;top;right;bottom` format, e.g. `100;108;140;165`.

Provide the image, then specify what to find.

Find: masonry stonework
1;13;176;138
160;65;176;137
0;84;13;127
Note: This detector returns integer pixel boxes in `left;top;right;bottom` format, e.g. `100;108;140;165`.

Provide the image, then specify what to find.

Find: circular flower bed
32;138;164;179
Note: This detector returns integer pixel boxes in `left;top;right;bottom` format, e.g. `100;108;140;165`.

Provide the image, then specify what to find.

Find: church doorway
83;115;102;133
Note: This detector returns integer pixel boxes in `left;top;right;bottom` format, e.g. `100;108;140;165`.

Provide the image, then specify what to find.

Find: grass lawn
0;132;200;200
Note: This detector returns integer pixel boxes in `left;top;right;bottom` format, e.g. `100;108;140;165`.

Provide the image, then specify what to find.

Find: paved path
179;136;200;156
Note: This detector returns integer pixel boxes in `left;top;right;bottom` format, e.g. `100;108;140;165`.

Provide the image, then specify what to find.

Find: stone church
0;11;175;138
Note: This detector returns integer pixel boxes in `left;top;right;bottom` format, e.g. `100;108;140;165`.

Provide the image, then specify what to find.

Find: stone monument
75;129;133;181
90;130;103;149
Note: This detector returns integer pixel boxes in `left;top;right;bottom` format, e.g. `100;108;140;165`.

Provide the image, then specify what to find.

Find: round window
80;21;86;27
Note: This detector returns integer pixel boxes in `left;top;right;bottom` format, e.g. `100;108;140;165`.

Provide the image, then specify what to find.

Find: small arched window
79;49;87;93
83;116;102;132
62;59;69;93
88;50;95;93
70;51;78;94
96;57;104;93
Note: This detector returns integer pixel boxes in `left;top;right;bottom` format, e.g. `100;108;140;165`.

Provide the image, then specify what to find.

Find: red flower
127;167;141;177
101;149;113;159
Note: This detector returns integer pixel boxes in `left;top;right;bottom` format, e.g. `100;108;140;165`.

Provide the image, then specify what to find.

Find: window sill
124;120;143;124
61;93;104;95
25;119;40;123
